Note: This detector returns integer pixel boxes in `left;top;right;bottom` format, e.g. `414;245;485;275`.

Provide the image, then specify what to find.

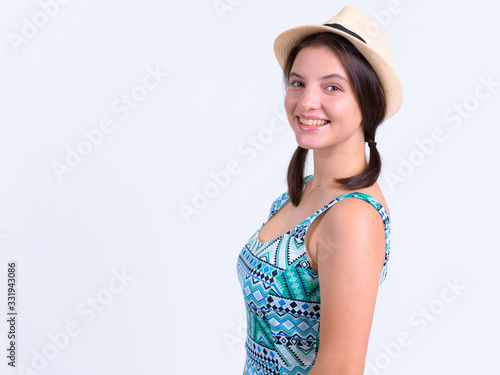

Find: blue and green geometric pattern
237;175;391;374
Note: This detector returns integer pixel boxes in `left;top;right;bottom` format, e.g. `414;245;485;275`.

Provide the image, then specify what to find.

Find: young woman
236;6;402;374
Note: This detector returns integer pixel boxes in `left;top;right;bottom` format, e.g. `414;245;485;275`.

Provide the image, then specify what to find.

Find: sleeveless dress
236;175;391;375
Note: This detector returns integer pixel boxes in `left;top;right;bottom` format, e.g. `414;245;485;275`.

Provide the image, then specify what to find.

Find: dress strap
303;191;390;231
297;191;391;285
266;175;314;221
267;191;289;221
265;174;391;284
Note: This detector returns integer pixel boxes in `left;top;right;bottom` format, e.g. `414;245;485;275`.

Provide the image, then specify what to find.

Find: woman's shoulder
305;174;390;222
305;181;389;275
345;182;391;223
305;182;391;245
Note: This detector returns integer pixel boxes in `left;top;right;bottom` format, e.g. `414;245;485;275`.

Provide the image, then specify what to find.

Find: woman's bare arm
307;198;386;375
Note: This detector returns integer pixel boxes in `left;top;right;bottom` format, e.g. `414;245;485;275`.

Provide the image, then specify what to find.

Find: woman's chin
295;136;327;150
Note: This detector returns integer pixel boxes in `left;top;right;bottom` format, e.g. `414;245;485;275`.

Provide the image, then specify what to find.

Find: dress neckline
256;175;385;245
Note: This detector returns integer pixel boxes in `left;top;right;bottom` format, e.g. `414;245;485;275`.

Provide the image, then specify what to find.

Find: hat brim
274;25;403;121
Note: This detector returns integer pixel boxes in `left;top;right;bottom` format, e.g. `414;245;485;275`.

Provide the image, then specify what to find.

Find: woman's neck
309;141;368;189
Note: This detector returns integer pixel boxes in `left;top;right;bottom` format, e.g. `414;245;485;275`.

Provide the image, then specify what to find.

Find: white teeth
299;118;329;126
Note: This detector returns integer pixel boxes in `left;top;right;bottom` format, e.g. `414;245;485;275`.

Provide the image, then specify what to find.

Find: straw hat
274;6;403;120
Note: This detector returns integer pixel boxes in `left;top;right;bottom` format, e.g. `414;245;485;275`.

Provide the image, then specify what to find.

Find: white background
0;0;499;374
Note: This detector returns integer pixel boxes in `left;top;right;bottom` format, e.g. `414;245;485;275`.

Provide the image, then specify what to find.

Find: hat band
322;23;366;44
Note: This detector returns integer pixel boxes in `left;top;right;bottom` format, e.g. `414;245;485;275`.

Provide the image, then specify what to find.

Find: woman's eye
327;85;340;91
290;81;303;87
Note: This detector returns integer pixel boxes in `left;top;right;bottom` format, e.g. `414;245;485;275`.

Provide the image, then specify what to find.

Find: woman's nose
299;86;321;109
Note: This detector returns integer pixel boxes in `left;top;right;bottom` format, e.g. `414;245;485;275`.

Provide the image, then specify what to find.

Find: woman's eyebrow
321;73;348;82
290;72;348;82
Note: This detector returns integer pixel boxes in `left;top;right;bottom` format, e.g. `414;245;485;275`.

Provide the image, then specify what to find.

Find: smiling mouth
298;117;330;126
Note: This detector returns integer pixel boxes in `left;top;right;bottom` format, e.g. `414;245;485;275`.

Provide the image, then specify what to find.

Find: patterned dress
236;175;391;375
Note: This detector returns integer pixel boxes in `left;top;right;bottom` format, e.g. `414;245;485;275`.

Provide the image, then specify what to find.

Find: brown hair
283;32;387;206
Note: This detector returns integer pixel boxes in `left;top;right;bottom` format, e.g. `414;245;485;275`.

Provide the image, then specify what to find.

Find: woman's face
284;45;363;151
